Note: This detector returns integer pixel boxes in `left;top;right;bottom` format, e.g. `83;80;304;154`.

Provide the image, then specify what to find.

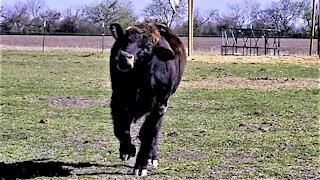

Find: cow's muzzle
117;51;135;72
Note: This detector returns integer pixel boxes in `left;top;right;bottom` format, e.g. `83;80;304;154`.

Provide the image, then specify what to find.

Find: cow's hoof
133;168;148;177
159;104;168;115
133;169;139;176
141;169;148;176
148;159;159;169
148;159;158;169
152;160;158;169
120;143;136;160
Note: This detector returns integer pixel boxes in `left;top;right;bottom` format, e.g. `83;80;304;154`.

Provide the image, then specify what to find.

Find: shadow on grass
0;159;133;179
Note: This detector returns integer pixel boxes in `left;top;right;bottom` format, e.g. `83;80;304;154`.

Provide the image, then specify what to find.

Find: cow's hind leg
133;109;164;176
148;118;162;169
148;102;167;170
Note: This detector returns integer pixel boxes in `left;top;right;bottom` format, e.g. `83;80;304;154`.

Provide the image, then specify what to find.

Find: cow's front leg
114;120;136;160
119;135;136;161
111;104;136;160
134;106;165;176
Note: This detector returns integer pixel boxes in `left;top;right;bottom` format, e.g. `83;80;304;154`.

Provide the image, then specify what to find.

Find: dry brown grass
189;52;320;65
185;53;319;89
180;77;319;89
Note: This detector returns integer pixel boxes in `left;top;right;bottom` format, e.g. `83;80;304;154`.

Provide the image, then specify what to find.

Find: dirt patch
239;121;277;132
168;149;209;161
83;78;110;88
209;166;257;178
281;166;319;179
40;96;109;108
181;77;319;89
207;153;257;178
221;153;255;164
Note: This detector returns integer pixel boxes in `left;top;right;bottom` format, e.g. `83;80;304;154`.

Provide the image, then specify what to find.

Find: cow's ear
155;46;175;61
109;23;124;39
154;39;175;61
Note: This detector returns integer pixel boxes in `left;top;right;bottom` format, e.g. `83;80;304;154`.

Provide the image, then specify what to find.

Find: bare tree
25;0;46;32
226;0;261;28
40;9;61;33
259;0;304;33
193;8;219;34
0;1;29;33
115;1;137;27
59;7;82;33
299;0;312;34
26;0;46;20
82;0;136;28
215;15;238;30
142;0;187;27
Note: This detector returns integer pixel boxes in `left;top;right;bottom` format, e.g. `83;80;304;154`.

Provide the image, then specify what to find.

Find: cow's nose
117;51;135;71
123;52;133;59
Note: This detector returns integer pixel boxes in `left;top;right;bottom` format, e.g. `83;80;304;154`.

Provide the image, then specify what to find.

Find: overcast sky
2;0;272;15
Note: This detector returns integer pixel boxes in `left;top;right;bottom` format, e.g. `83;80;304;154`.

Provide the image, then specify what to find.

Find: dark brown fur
109;21;187;175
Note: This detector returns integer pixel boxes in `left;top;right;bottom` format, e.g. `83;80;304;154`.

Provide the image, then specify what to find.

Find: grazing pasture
0;50;319;179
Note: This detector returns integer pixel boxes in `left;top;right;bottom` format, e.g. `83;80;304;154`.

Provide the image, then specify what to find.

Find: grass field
0;50;319;179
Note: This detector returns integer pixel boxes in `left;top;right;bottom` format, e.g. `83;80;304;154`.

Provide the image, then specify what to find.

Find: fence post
310;0;316;55
264;33;267;55
42;21;46;52
102;22;105;53
221;30;223;55
317;3;320;57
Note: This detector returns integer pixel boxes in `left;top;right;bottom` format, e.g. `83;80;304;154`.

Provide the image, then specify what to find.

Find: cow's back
154;23;187;94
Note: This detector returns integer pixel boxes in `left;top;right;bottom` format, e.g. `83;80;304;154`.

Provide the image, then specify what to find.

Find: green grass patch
184;61;319;81
1;50;319;179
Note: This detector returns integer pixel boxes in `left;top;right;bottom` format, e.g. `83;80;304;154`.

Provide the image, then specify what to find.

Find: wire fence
0;33;319;55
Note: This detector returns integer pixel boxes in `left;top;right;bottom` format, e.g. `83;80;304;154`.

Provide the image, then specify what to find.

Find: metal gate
221;28;281;56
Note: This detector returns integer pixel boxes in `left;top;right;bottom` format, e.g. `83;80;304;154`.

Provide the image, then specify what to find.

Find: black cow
109;21;187;176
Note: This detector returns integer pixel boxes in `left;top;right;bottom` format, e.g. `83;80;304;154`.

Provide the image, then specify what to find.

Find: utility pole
310;0;316;55
188;0;193;56
170;0;193;56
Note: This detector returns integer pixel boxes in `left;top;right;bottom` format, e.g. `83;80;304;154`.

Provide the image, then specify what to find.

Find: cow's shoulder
154;23;187;60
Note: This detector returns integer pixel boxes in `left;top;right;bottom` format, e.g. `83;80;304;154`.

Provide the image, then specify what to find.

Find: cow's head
110;22;175;72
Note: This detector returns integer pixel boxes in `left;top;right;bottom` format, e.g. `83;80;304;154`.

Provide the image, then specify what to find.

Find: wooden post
310;0;316;55
264;33;267;55
42;21;46;52
317;0;320;57
221;30;223;55
188;0;193;56
102;22;105;53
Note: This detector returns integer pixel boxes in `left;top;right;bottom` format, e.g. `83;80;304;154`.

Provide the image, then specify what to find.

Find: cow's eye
138;50;145;57
138;43;151;52
125;37;133;44
144;47;151;53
